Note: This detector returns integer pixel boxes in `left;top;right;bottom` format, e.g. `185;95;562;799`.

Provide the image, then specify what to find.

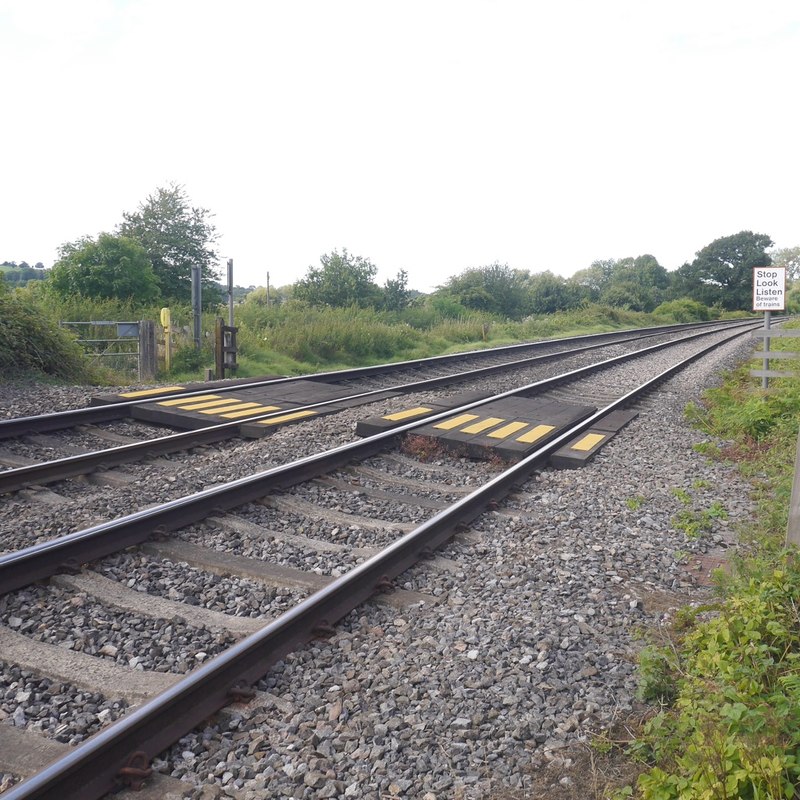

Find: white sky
2;0;799;292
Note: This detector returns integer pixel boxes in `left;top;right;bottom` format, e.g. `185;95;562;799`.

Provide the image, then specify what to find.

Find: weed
692;441;722;458
636;644;679;705
672;502;727;540
670;487;692;505
590;731;615;755
626;495;647;510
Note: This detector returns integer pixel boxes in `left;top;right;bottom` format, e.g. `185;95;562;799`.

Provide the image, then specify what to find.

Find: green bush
652;298;712;322
636;645;679;704
170;345;210;373
632;567;800;799
0;288;92;380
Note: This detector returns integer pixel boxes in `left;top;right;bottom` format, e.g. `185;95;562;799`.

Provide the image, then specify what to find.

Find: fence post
788;428;800;547
138;320;157;382
215;317;224;379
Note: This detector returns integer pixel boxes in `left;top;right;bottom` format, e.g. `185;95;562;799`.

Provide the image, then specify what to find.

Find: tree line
277;232;796;318
5;182;798;316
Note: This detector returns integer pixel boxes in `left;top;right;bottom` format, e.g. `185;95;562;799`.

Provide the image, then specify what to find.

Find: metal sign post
191;266;202;349
227;259;234;328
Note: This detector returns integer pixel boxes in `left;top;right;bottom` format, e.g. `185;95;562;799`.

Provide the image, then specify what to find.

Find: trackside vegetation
614;324;800;799
0;279;93;382
0;269;754;385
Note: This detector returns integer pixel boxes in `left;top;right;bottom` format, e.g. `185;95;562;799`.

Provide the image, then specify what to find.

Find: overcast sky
2;1;799;292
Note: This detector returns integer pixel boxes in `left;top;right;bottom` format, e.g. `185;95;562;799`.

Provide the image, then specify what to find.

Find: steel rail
0;323;749;495
0;319;749;440
0;322;760;596
0;316;754;800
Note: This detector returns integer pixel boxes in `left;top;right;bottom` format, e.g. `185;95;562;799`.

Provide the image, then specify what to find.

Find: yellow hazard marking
383;406;434;421
119;386;186;398
460;417;505;434
487;421;529;439
157;394;221;407
571;433;606;451
255;410;318;425
433;413;480;430
516;424;555;444
198;401;262;415
220;405;281;419
176;398;239;411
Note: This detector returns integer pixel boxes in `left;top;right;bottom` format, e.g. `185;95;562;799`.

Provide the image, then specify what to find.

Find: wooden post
138;320;157;381
160;308;172;373
215;317;224;380
787;428;800;547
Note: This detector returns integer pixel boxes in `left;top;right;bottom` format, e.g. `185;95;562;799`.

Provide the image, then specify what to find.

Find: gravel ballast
0;330;760;798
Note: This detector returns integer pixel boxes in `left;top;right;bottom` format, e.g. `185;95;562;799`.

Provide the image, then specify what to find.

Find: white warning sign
752;267;786;312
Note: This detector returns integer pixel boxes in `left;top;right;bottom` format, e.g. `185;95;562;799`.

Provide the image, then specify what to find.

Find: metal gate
59;320;156;380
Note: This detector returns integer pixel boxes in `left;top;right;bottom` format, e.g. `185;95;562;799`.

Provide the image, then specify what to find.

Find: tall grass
3;287;756;384
237;305;423;364
0;286;93;381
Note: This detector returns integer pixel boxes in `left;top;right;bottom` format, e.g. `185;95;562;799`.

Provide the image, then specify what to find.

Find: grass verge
616;324;800;800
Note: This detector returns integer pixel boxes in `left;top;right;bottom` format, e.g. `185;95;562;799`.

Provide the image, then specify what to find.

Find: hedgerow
0;284;91;381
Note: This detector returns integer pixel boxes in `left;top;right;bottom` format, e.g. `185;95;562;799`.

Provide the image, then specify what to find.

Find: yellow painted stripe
433;413;480;431
256;410;318;426
571;433;606;452
158;394;221;407
384;406;434;421
220;405;281;419
516;424;555;444
198;402;262;415
119;386;185;398
487;421;529;440
461;417;505;434
176;398;237;411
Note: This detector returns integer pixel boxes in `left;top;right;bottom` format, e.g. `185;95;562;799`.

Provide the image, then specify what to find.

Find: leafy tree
613;254;670;290
769;246;800;282
118;183;220;304
527;271;581;314
600;282;653;311
440;262;530;318
571;255;668;311
381;269;410;312
48;233;160;303
569;259;617;301
429;293;470;319
293;249;382;308
678;231;773;310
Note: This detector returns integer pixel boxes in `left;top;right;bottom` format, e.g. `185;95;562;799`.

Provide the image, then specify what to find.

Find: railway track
0;321;750;498
0;321;763;798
